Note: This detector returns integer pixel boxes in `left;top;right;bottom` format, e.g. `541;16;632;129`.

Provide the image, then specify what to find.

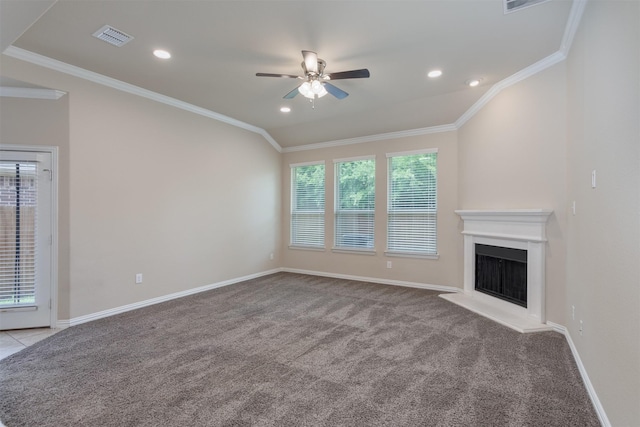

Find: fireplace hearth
441;209;553;333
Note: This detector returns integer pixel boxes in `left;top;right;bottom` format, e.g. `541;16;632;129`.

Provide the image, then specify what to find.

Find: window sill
385;251;439;260
331;248;377;256
289;245;326;252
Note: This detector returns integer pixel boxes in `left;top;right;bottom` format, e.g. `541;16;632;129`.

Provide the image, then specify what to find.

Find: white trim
289;160;325;168
385;251;439;260
386;147;438;158
0;87;66;100
282;267;460;293
288;245;326;252
2;46;283;153
333;154;376;163
282;124;457;153
547;322;612;427
560;0;588;56
1;0;585;155
455;51;566;129
331;248;377;256
61;269;281;327
0;144;59;329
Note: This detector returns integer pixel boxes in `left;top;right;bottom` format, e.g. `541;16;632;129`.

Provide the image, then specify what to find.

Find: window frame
385;148;439;259
289;161;326;250
333;155;376;255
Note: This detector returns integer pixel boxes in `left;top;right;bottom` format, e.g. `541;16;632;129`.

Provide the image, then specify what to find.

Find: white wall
0;56;282;320
565;1;640;425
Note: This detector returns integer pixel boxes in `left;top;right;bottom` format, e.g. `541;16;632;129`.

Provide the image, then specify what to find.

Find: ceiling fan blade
326;69;370;80
302;50;318;74
323;82;349;99
256;73;300;78
283;86;300;99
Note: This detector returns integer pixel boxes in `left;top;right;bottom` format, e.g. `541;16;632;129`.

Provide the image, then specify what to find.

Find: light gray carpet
0;272;599;426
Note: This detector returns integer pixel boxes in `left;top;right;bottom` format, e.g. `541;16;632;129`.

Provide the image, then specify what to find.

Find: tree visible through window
387;150;437;255
335;158;375;250
291;163;325;247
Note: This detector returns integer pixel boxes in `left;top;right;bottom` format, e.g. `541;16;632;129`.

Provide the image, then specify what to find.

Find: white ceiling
2;0;574;149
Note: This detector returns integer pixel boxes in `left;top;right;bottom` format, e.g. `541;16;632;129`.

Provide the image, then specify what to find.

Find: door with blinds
0;149;52;330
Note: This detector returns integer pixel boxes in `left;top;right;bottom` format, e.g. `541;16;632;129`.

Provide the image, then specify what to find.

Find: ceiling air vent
92;25;134;47
504;0;549;13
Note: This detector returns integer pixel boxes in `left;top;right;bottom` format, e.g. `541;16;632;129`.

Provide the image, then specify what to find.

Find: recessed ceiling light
153;49;171;59
280;107;291;113
427;70;442;78
467;79;481;87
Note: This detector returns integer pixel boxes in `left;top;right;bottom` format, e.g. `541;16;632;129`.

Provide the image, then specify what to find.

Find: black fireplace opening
475;244;528;308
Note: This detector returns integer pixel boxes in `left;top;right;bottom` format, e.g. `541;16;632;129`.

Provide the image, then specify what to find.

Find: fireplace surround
441;209;553;333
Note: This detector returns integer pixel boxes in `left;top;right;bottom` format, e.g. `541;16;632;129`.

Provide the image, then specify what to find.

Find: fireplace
475;244;527;308
441;209;552;333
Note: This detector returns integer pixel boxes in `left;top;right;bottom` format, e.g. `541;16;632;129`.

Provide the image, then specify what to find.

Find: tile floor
0;328;61;361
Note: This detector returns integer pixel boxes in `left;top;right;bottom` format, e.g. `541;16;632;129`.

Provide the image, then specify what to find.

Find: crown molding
281;124;458;153
0;86;66;99
3;0;584;155
560;0;588;56
2;46;282;153
455;50;566;129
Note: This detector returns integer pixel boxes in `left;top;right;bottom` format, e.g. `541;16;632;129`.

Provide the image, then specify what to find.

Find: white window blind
335;158;375;250
0;162;38;307
291;162;325;247
387;151;437;255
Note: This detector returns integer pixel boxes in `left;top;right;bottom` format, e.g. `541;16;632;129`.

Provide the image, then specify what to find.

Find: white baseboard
282;267;460;293
58;268;282;327
546;321;610;427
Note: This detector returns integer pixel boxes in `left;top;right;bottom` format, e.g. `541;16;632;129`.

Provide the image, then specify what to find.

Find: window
290;162;325;248
334;157;375;250
387;150;437;256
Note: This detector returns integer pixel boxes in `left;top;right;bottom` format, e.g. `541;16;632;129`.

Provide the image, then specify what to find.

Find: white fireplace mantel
441;209;553;333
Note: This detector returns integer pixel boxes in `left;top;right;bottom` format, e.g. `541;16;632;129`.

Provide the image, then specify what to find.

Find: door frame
0;144;58;328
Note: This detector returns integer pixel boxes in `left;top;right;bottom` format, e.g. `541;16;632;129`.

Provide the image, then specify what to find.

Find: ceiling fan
256;50;370;100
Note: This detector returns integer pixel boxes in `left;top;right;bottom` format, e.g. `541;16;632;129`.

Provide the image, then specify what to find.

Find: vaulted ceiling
1;0;574;149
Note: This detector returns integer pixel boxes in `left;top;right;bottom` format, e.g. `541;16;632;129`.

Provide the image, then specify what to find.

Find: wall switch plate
591;170;597;188
135;273;143;284
386;261;392;269
269;252;274;260
579;320;584;336
571;201;576;215
572;305;575;320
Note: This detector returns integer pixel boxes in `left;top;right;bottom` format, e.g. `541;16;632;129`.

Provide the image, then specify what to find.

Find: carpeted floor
0;272;599;426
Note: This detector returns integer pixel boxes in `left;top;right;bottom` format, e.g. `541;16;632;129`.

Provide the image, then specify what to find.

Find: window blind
0;162;38;307
291;163;325;247
387;151;437;255
335;158;375;249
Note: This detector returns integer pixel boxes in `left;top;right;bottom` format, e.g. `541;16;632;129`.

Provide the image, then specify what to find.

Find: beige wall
282;132;460;289
0;95;71;319
457;63;568;326
1;56;282;319
2;3;639;420
566;1;640;425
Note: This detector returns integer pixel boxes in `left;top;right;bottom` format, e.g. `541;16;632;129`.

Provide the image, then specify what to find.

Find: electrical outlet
269;252;274;260
386;261;392;269
571;201;576;215
571;305;575;320
135;273;143;284
579;320;584;336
